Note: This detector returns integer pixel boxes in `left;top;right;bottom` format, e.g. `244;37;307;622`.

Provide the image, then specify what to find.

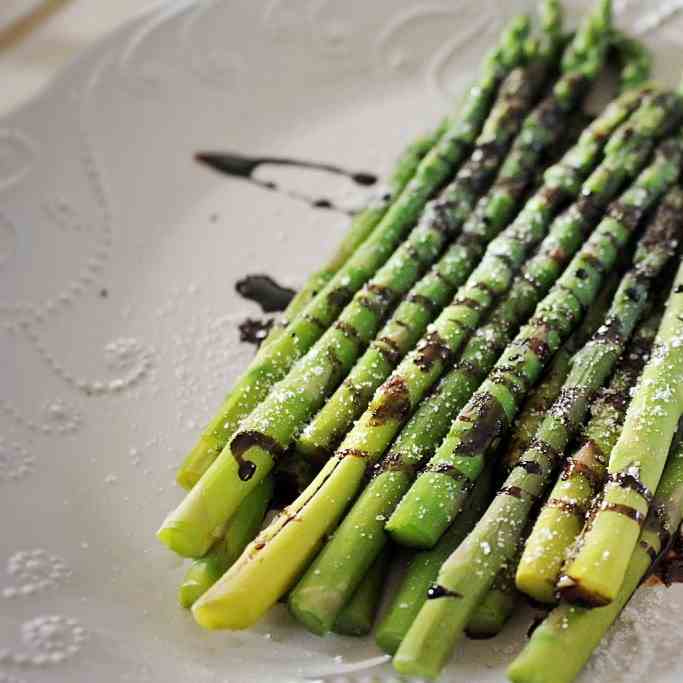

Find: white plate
2;1;683;681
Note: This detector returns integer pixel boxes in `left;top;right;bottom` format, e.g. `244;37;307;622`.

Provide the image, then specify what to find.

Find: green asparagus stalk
286;85;645;635
178;545;228;610
516;308;661;603
332;547;391;637
559;259;683;606
174;15;532;492
499;274;619;474
508;432;683;683
391;180;683;680
466;545;522;639
189;87;681;630
296;7;611;464
177;475;274;608
160;23;565;560
375;470;493;654
387;106;683;550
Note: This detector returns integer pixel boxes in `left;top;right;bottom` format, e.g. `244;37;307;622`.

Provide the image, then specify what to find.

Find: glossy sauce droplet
426;584;463;599
237;460;257;482
234;275;295;313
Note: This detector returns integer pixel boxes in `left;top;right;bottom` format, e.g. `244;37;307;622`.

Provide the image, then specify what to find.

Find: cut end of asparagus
333;612;372;638
387;472;467;549
385;515;441;549
507;656;550;683
157;522;207;559
392;651;441;681
559;515;641;607
515;567;558;606
288;587;341;637
192;586;256;630
375;626;403;656
178;578;205;609
465;607;509;640
556;574;612;607
392;592;471;679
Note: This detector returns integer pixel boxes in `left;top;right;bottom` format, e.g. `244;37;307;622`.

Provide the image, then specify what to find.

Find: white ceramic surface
0;0;44;32
2;1;683;681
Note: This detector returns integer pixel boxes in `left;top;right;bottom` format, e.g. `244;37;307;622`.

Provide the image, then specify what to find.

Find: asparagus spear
286;85;645;634
189;89;681;630
508;432;683;683
499;274;619;474
387;103;683;549
466;545;522;639
174;15;532;492
516;307;661;603
296;5;611;463
332;547;390;637
560;258;683;606
375;470;493;654
391;178;683;679
160;21;565;560
177;476;274;608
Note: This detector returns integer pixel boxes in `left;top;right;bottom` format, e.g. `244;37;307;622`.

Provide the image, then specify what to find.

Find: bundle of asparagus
155;2;683;681
509;262;683;683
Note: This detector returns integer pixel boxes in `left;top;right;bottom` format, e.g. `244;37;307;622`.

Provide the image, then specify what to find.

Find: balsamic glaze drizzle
196;151;377;214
